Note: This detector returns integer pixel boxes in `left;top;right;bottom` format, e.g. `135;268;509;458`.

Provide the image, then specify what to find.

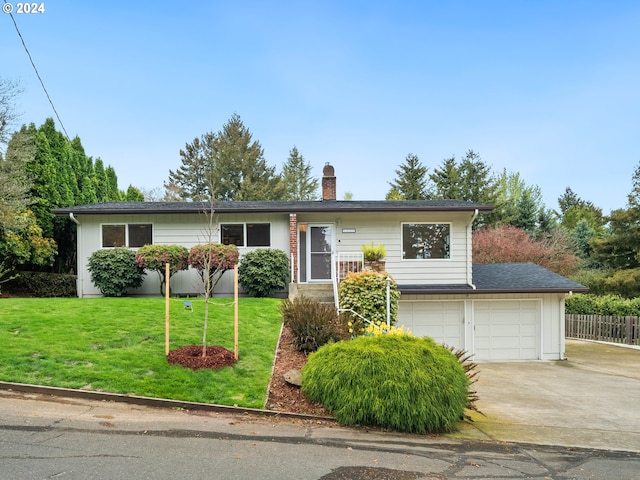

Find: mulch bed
166;345;237;370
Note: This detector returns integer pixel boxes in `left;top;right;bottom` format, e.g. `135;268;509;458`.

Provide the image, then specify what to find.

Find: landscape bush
3;271;76;297
87;248;145;297
135;244;190;295
188;243;239;292
238;248;289;297
338;271;400;333
301;334;468;433
361;242;386;262
565;293;640;316
280;296;348;352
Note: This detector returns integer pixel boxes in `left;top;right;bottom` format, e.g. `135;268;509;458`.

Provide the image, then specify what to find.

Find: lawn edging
0;380;334;422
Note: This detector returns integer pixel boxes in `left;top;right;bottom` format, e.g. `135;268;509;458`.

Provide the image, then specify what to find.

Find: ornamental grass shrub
301;335;468;433
280;296;349;352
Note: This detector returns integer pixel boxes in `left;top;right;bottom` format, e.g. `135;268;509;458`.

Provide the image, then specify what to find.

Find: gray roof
399;263;588;295
54;200;494;215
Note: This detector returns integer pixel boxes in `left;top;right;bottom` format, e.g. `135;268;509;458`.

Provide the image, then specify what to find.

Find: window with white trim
101;224;153;248
402;223;450;259
221;223;270;247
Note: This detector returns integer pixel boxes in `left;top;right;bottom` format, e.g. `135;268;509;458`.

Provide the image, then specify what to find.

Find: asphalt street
1;390;639;480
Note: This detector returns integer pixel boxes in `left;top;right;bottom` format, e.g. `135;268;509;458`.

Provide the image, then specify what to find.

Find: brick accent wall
289;213;297;283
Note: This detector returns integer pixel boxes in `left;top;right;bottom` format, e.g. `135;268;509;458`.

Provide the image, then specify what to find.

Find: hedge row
3;271;77;297
565;293;640;316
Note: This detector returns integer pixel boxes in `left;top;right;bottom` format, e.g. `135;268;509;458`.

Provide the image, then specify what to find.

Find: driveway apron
461;340;640;452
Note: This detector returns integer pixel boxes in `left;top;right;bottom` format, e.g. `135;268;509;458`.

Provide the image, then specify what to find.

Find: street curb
0;381;335;422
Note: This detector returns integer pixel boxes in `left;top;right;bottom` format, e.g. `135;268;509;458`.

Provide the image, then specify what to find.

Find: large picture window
221;223;271;247
402;223;450;259
101;224;152;248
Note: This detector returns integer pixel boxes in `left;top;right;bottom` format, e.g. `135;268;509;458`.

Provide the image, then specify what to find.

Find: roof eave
399;287;589;295
53;204;495;216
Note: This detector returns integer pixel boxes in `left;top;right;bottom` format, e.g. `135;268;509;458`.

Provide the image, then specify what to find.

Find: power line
4;1;72;141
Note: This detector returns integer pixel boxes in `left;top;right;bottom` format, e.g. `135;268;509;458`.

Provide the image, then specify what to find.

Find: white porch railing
332;252;364;311
332;252;392;327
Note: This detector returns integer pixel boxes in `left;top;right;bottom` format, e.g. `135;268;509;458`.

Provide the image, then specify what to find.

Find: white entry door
308;225;333;281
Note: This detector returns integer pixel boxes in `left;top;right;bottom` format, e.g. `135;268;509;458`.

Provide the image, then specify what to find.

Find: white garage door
474;300;540;360
398;301;465;349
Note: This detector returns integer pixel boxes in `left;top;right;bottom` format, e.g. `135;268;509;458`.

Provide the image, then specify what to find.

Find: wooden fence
565;314;640;346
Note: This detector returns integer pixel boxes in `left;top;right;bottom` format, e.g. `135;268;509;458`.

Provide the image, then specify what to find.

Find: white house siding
398;293;566;361
75;213;291;297
297;211;474;286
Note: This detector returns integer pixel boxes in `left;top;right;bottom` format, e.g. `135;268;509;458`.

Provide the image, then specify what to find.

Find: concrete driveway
456;340;640;452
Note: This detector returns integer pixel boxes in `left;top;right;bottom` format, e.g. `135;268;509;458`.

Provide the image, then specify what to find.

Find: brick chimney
322;163;336;201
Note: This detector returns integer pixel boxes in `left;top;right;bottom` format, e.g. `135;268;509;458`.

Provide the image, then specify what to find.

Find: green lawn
0;297;283;408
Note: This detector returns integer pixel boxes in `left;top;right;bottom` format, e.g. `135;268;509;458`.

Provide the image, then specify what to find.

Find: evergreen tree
430;156;462;200
281;146;319;200
628;161;640;209
167;114;284;201
557;187;604;231
124;185;145;201
93;159;109;202
590;163;640;271
167;134;213;200
6;119;126;273
212;114;284;201
591;207;640;270
557;187;580;216
513;189;539;235
105;166;121;201
571;219;597;261
0;129;34;220
386;153;430;200
457;150;496;204
68;137;97;204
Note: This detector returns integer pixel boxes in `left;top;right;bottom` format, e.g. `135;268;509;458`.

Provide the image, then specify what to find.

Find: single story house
54;163;587;361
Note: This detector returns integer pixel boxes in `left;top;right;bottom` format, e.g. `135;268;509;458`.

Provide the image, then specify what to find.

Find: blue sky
2;1;640;214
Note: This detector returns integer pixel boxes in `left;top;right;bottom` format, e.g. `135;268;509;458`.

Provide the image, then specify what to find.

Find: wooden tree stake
165;262;170;355
234;264;239;360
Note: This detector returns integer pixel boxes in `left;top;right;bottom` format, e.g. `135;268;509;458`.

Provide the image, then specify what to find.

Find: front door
308;224;333;281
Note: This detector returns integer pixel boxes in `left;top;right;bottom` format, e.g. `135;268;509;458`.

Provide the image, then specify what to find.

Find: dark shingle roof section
472;263;588;293
399;263;588;295
54;200;494;215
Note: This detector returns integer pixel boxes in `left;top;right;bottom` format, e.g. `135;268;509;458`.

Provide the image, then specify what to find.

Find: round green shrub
238;248;289;297
338;271;400;332
301;335;468;433
87;248;145;297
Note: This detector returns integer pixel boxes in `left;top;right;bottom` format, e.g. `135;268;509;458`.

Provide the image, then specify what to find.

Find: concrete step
288;283;335;303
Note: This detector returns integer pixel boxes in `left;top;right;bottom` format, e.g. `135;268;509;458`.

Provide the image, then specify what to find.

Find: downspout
69;213;82;298
466;209;478;290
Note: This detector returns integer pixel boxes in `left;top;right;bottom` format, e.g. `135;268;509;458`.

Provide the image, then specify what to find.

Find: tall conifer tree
281;146;319;200
386;153;430;200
